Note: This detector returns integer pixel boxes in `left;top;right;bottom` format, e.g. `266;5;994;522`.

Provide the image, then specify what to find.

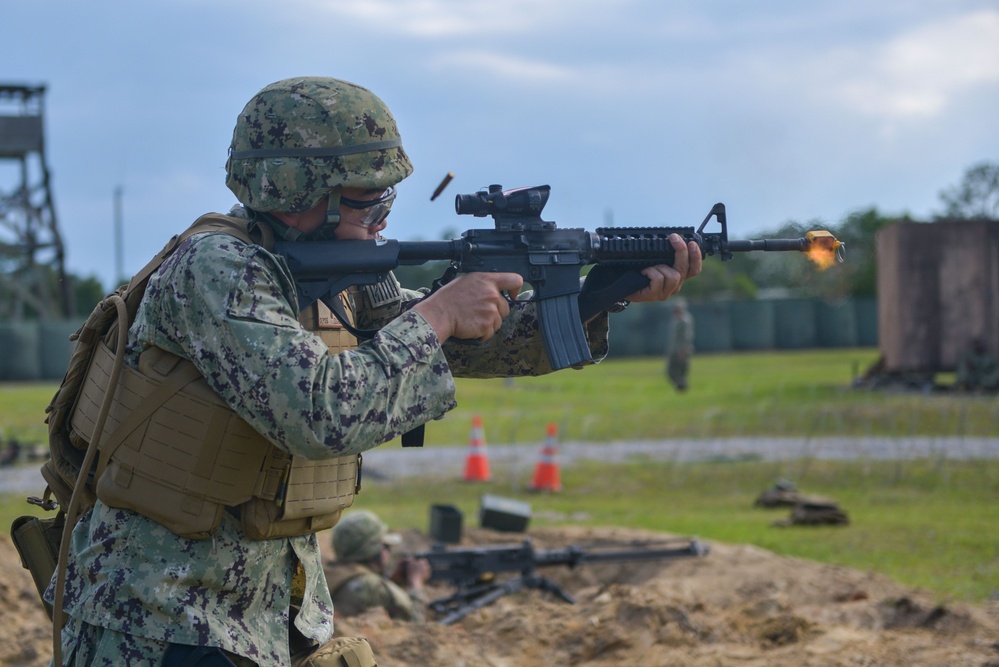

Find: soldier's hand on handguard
627;233;702;303
390;557;431;591
404;557;431;590
412;272;524;343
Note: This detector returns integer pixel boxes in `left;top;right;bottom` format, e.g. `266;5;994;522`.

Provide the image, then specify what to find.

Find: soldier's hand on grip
412;272;524;343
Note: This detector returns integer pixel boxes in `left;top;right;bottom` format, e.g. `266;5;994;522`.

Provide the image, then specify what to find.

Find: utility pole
114;185;124;288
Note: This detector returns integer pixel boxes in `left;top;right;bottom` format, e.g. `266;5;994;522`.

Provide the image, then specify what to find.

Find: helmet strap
324;189;342;228
305;189;342;241
252;210;305;242
245;190;343;242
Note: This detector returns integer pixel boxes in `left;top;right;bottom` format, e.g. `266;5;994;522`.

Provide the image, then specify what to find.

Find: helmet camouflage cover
225;76;414;214
332;510;401;563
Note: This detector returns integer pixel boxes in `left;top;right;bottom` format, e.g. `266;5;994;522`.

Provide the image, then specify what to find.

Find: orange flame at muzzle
804;231;844;271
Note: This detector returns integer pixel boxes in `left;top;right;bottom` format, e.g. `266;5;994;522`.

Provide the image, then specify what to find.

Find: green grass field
1;348;996;446
2;348;997;602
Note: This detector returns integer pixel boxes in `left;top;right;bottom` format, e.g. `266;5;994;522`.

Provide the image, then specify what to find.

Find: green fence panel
607;297;876;358
0;322;41;381
40;319;84;380
605;304;649;358
854;298;878;347
775;299;818;349
690;302;733;352
639;301;673;356
816;300;858;347
730;300;776;350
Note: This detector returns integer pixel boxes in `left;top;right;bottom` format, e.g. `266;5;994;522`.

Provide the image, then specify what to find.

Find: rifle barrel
726;238;809;252
537;539;709;567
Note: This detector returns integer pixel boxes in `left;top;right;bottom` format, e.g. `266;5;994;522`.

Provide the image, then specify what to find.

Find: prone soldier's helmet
332;510;401;563
225;76;413;231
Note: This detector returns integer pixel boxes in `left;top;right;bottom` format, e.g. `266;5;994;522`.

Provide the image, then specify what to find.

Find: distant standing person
956;337;999;392
665;299;694;392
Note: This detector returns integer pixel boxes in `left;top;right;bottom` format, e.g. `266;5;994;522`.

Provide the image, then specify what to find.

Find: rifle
413;537;709;625
276;184;843;371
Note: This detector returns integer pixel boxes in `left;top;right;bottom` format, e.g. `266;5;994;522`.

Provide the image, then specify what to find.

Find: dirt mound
3;525;998;666
331;526;999;667
0;537;53;666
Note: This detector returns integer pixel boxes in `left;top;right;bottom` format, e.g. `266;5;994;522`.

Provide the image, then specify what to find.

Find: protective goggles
339;187;397;227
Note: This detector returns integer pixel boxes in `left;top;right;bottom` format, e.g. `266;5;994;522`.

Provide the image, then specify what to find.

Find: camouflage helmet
225;76;414;221
332;510;401;563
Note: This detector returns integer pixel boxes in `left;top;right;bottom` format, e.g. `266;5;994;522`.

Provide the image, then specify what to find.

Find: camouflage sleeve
442;290;610;379
130;233;458;460
664;319;677;354
336;572;422;622
352;273;611;379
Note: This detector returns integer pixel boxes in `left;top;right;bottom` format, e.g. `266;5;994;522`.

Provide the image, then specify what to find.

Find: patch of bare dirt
0;537;52;666
3;525;999;666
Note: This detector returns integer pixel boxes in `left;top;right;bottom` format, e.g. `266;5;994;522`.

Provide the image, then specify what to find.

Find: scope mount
455;184;555;232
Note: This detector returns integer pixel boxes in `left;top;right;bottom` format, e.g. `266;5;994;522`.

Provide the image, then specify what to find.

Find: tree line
12;161;998;320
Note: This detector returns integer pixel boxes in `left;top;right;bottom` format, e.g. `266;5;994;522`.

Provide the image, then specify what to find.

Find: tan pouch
292;636;378;667
39;454;89;517
241;454;359;540
10;513;65;619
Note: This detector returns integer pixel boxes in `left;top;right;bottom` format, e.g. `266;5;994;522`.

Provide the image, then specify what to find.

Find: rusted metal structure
0;83;74;319
877;219;999;374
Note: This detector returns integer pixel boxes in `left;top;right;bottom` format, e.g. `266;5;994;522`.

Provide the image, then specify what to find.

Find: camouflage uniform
325;564;424;622
49;231;609;665
956;340;999;392
665;302;694;391
46;76;612;665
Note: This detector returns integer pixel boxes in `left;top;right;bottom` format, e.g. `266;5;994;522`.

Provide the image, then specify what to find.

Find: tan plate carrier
46;214;361;541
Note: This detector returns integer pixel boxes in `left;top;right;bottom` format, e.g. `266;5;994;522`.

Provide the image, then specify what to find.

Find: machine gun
276;184;843;371
413;537;709;625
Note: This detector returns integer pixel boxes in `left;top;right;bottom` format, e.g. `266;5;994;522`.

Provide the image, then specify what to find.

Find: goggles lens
340;187;397;227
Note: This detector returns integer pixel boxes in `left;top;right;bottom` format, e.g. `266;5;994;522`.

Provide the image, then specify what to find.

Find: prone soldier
324;511;429;622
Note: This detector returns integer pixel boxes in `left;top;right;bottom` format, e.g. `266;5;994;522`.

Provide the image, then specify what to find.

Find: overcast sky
3;0;998;289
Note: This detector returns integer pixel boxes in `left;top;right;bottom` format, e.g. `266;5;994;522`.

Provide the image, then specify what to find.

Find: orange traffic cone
462;415;492;482
529;422;562;492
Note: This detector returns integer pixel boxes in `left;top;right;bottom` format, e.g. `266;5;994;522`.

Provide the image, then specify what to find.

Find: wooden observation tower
0;83;74;319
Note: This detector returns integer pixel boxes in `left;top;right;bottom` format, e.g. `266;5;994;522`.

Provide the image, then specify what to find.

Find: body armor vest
55;214;362;540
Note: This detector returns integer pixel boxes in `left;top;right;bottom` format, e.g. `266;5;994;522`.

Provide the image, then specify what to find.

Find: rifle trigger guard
431;265;460;294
